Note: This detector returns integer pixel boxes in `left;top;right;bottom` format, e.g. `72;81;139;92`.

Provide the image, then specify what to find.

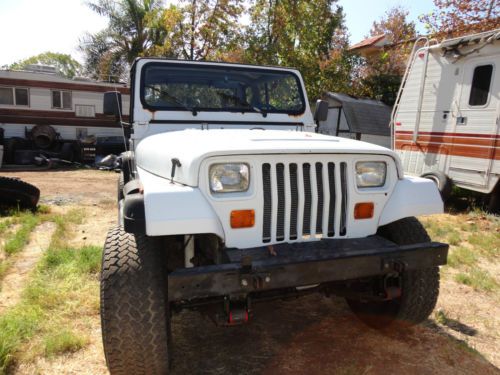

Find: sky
0;0;436;67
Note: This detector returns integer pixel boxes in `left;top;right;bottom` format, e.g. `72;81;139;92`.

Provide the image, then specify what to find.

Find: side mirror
103;92;123;117
313;99;329;124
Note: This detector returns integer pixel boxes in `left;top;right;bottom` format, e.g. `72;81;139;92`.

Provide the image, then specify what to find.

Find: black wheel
346;217;440;329
0;176;40;209
4;137;28;164
60;142;75;162
101;226;171;375
421;171;452;202
487;182;500;214
117;173;124;202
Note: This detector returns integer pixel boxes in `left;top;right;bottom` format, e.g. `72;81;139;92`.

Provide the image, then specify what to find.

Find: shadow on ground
170;295;499;375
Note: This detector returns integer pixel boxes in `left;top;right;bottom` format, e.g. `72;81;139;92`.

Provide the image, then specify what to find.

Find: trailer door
450;58;499;189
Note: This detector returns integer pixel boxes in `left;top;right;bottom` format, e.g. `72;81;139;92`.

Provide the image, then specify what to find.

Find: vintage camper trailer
0;65;130;164
392;29;500;207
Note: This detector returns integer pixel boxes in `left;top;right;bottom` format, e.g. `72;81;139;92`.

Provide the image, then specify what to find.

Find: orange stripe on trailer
395;141;500;160
395;133;500;147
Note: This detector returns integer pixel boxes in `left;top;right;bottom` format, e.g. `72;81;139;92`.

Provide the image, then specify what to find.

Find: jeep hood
135;129;401;186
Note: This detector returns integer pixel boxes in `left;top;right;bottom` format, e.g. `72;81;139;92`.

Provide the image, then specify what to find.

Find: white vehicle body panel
138;166;225;238
135;129;403;186
393;30;500;194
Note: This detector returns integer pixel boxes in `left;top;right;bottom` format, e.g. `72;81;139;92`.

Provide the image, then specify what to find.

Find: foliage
351;6;417;105
79;0;164;81
9;52;82;79
175;0;244;60
244;0;352;100
81;0;245;80
420;0;500;39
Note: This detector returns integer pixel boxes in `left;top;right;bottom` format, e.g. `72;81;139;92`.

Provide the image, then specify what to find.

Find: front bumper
168;236;448;302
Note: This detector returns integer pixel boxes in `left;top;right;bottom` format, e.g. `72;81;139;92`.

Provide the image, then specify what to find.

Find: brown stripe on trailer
0;77;130;95
395;141;500;160
0;108;128;128
395;133;500;147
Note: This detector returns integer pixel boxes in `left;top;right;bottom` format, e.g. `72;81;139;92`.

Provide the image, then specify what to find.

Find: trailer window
0;87;13;105
0;87;29;106
469;65;493;106
52;90;72;109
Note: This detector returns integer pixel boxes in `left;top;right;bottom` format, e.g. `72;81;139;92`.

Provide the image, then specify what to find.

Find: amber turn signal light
354;202;374;219
230;210;255;228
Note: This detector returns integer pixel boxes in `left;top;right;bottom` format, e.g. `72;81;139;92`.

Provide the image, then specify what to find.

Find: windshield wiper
146;85;199;116
217;92;267;117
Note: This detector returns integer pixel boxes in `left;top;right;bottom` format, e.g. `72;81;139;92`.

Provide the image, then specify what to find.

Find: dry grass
421;212;499;294
0;209;100;374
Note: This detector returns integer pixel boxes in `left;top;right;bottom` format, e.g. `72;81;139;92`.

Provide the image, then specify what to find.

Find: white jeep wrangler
101;58;448;374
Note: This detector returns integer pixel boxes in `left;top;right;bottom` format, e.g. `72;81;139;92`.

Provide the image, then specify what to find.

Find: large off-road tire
0;176;40;209
421;171;452;202
346;217;440;329
101;226;170;375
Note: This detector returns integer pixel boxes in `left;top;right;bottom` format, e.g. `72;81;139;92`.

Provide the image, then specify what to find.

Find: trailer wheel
0;176;40;209
421;171;452;202
101;226;171;375
487;182;500;214
346;217;440;329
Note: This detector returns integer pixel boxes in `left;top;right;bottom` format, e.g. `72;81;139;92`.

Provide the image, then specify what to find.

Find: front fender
138;167;225;238
379;176;443;227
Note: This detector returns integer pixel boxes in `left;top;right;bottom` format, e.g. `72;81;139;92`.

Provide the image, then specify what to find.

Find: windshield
141;62;306;115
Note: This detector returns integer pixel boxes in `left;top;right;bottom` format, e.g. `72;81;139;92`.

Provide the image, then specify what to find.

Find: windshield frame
139;61;307;116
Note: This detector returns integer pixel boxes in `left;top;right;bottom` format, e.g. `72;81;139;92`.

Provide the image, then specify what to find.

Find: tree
79;0;164;81
9;52;82;79
352;6;417;104
176;0;244;60
245;0;350;100
420;0;499;38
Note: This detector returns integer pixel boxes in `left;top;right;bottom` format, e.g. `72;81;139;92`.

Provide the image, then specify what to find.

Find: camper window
469;65;493;106
52;90;72;109
0;87;29;106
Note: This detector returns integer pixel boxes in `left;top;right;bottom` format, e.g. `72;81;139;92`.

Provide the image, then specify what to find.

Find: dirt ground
1;169;499;375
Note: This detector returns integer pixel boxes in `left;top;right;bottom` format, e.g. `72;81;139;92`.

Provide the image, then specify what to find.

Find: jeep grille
262;161;348;243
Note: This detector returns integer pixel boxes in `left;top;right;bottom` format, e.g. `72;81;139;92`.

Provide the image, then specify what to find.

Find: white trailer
391;29;500;207
0;67;130;163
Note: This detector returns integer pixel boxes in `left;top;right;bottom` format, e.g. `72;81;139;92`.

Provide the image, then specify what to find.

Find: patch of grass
0;210;99;371
435;309;449;325
467;233;499;258
0;305;42;372
0;218;13;236
43;330;87;357
455;268;498;292
447;231;461;246
447;246;477;268
3;212;40;255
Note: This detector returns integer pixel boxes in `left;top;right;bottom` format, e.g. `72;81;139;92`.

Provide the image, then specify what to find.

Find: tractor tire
101;226;171;375
0;176;40;209
421;171;452;202
346;217;440;329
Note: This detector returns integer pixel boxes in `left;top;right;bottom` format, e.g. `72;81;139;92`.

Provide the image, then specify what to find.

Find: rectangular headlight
356;162;386;188
210;163;250;193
